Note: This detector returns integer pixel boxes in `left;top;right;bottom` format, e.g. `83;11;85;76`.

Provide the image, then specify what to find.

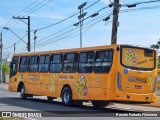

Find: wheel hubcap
64;91;69;103
20;88;24;96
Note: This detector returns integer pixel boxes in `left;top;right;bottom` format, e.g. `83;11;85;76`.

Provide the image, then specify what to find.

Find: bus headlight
117;72;122;91
152;76;157;93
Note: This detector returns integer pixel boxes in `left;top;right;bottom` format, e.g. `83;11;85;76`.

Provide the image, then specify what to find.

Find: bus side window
29;56;39;72
63;53;77;73
10;56;19;77
19;56;28;72
50;54;62;73
94;50;113;73
39;55;50;72
78;51;94;73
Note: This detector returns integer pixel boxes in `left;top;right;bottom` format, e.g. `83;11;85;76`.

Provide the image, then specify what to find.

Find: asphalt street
0;84;159;120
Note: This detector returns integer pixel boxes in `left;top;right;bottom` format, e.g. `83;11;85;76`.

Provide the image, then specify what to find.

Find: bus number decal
59;76;74;80
76;74;88;98
125;49;137;65
29;76;40;80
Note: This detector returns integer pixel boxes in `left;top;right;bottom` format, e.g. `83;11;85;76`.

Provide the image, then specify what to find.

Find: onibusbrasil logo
76;74;89;98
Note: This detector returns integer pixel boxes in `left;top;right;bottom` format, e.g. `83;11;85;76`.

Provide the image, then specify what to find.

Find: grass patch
0;117;4;120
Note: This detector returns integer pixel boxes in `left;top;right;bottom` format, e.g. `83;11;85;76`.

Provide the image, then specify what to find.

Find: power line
19;0;46;16
4;0;38;31
34;15;111;49
33;6;113;45
16;0;39;16
32;0;102;31
24;0;53;16
16;11;112;52
35;11;112;47
2;0;51;34
122;0;160;7
3;34;27;49
32;13;112;49
3;0;39;29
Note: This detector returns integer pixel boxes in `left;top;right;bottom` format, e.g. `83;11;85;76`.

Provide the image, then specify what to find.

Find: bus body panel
8;44;157;103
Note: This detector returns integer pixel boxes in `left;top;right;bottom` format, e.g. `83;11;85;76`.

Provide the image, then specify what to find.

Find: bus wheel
47;96;54;101
20;85;27;99
92;101;109;108
62;87;72;106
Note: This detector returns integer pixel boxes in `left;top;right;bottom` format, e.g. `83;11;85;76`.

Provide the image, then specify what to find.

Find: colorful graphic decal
50;75;55;93
125;49;137;65
148;75;153;86
76;74;89;98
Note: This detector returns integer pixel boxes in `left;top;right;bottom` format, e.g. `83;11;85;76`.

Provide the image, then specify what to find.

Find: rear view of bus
116;45;157;103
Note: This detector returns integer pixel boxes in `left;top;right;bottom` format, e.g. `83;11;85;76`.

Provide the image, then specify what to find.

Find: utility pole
34;30;37;52
13;16;31;52
78;2;87;48
28;16;31;52
0;33;2;83
111;0;120;44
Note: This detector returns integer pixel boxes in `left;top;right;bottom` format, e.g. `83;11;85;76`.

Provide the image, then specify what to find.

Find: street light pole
3;27;27;44
0;33;2;83
3;27;27;53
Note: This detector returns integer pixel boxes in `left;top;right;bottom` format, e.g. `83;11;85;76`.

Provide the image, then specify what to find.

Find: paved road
0;84;159;120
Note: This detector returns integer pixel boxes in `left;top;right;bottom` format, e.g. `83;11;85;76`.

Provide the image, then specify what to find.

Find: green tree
150;40;160;69
2;64;10;75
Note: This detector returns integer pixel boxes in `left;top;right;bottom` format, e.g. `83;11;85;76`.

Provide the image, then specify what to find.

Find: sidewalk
0;83;8;88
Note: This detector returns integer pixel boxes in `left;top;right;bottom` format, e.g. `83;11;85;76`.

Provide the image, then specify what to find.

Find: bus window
19;56;28;72
39;55;50;72
10;56;19;77
121;46;156;70
63;53;77;73
78;51;94;73
94;50;113;73
50;54;62;73
29;56;39;72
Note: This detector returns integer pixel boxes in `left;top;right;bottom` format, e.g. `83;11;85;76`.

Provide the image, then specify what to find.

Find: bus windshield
120;46;156;71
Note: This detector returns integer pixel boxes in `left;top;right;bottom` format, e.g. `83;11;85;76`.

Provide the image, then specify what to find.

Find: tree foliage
2;64;10;75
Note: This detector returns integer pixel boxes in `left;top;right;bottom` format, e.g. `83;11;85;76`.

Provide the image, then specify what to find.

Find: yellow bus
8;44;157;107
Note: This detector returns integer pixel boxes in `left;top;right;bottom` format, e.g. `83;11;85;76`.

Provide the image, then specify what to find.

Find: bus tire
20;84;27;99
92;101;109;108
47;96;54;101
62;87;72;106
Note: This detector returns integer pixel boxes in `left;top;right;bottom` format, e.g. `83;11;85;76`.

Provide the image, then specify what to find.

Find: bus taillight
117;72;122;91
152;76;157;93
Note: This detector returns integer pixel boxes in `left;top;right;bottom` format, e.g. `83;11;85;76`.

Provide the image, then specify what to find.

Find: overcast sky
0;0;160;55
